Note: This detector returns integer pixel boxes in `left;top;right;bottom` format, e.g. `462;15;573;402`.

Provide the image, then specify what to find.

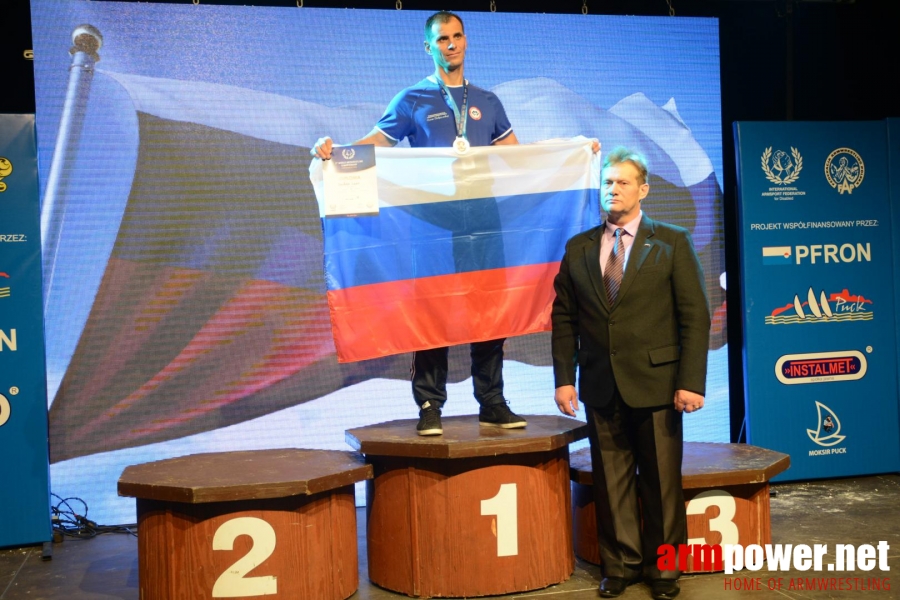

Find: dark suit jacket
551;214;711;408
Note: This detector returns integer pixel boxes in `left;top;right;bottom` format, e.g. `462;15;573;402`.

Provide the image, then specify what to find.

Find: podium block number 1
480;483;518;557
212;517;278;597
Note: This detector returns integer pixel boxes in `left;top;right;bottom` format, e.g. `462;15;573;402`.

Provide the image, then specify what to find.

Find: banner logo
761;147;802;184
762;246;791;265
776;350;867;385
0;272;8;299
0;157;11;192
764;243;871;265
0;392;9;427
807;401;846;447
825;148;864;194
766;288;872;325
796;243;870;264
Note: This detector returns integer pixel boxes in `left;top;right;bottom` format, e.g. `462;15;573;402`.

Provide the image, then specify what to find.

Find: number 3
686;489;739;546
212;517;278;598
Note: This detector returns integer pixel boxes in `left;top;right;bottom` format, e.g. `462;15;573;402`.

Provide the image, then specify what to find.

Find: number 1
480;483;518;557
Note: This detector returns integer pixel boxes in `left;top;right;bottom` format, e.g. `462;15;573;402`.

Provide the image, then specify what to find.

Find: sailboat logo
807;401;846;447
766;287;872;325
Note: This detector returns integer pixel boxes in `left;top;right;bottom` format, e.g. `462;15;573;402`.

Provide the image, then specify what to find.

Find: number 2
211;517;278;598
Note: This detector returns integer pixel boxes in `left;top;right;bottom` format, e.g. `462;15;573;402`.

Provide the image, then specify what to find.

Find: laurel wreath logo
761;146;803;185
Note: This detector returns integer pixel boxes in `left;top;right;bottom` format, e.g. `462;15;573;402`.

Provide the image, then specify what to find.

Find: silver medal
454;136;470;154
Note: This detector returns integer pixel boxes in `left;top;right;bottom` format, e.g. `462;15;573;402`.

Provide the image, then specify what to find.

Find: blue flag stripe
323;188;593;290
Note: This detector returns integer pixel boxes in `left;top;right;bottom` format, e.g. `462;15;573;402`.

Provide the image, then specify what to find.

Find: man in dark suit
551;147;710;600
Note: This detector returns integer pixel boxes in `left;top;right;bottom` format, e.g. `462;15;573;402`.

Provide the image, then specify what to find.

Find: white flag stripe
309;138;598;217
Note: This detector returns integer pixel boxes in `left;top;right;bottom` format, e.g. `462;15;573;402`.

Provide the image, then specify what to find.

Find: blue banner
735;120;900;481
0;114;51;546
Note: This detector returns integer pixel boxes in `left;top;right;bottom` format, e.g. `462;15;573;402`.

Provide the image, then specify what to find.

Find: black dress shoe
598;576;636;598
650;578;680;600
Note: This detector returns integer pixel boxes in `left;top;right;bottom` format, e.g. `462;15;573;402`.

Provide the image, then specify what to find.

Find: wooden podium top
570;442;790;489
346;415;588;459
117;449;372;503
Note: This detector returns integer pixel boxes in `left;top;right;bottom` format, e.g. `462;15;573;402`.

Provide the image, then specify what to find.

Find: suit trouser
586;392;686;581
411;339;505;409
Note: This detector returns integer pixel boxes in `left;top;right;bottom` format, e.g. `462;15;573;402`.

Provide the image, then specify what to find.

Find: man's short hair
603;147;649;185
425;11;465;39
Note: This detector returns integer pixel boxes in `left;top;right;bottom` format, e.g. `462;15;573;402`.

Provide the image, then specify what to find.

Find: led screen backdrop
31;1;727;523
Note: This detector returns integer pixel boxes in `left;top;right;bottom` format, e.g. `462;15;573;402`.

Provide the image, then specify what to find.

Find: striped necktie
604;228;625;304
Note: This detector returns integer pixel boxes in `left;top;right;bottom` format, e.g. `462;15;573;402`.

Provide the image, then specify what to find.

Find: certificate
322;144;379;217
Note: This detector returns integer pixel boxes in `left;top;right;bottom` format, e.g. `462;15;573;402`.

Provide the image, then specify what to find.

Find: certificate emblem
341;148;356;160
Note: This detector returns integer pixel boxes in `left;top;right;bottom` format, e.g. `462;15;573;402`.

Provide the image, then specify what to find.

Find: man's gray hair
603;146;649;185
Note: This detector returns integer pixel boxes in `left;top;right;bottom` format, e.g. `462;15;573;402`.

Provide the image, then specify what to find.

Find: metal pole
40;24;102;308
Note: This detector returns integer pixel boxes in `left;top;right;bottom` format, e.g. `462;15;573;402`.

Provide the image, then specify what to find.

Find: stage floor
2;474;898;599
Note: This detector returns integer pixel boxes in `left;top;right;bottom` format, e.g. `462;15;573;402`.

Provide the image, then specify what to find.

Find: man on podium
311;11;526;437
551;148;710;600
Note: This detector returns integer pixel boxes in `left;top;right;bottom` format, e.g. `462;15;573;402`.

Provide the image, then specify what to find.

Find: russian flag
762;245;793;265
311;138;599;362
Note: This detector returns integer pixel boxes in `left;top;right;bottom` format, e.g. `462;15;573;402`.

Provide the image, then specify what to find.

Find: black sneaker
416;402;443;436
479;403;527;429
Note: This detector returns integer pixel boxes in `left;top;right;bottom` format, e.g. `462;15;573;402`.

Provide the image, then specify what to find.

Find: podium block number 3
480;483;518;557
212;517;278;597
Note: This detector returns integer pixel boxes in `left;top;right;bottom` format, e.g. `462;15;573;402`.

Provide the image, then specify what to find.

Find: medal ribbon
435;76;469;141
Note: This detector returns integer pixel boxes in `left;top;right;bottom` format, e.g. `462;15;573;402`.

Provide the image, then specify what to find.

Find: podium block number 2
480;483;518;557
212;517;278;598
